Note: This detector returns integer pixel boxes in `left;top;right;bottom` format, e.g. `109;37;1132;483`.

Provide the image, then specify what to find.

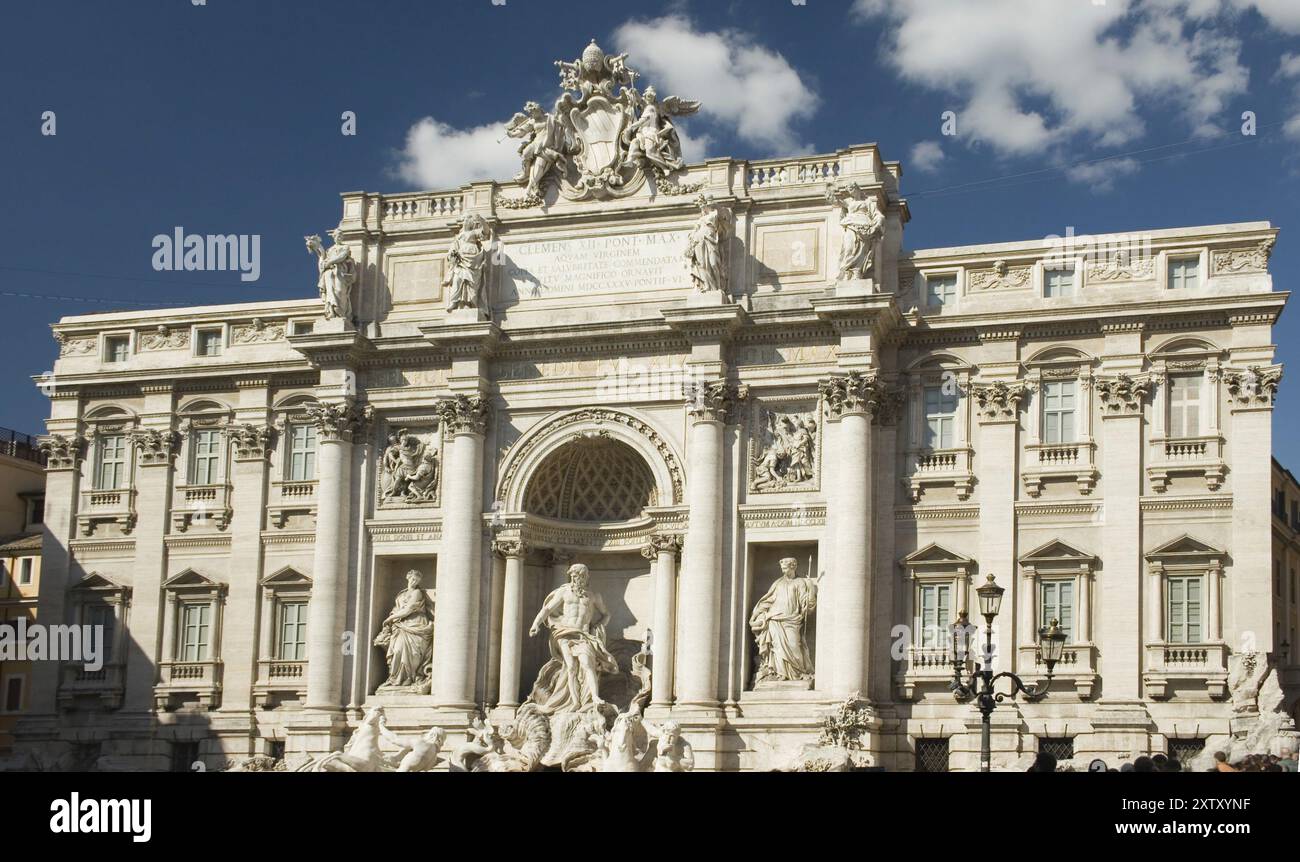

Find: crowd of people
1024;746;1297;772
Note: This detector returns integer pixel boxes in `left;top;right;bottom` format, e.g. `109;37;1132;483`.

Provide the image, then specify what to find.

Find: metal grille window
1039;736;1074;762
915;738;949;773
1166;576;1203;644
1167;256;1199;290
95;434;128;490
171;741;200;773
923;385;958;449
1041;380;1077;444
1168;738;1206;764
1167;374;1201;438
925;274;957;307
190;429;222;485
288;424;317;481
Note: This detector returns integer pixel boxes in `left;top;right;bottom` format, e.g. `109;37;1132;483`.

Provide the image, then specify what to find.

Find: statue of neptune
528;563;619;712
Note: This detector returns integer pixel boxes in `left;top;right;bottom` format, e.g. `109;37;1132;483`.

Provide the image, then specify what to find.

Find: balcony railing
747;156;843;190
267;479;319;529
57;662;125;710
1147;435;1226;492
0;427;45;465
76;487;137;536
1022;440;1098;496
171;483;233;531
905;446;974;502
381;192;464;222
253;658;308;708
1142;642;1229;699
156;659;223;710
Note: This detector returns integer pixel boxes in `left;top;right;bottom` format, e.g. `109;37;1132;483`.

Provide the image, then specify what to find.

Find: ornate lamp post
950;574;1068;772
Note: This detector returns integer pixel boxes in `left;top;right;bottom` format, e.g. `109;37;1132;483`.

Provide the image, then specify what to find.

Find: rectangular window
1167;256;1200;290
1039;736;1075;762
1167;374;1201;438
922;385;958;449
180;603;211;662
1041;380;1077;444
84;603;115;662
195;328;223;357
3;676;22;712
291;321;314;336
915;738;949;773
278;601;308;661
1043;267;1075;298
190;429;222;485
288;424;317;481
18;558;33;586
104;335;130;363
925;274;957;307
917;583;951;649
95;434;128;490
1039;579;1075;642
1167;576;1203;644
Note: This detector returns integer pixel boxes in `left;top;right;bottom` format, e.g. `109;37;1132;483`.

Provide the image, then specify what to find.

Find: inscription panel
498;230;691;302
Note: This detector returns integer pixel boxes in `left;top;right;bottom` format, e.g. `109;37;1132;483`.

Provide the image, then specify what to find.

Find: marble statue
443;214;493;316
752;411;817;490
685;194;729;297
623;85;699;176
528;563;618;713
296;706;396;772
305;228;356;321
505;100;569;199
392;727;447;773
381;429;438;503
651;720;695;772
826;182;885;281
373;571;434;693
750;558;821;685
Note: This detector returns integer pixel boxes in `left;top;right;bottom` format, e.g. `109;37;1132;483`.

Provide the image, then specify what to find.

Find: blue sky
2;0;1298;462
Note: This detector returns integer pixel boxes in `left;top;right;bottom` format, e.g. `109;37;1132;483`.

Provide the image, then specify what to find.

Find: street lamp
950;574;1067;772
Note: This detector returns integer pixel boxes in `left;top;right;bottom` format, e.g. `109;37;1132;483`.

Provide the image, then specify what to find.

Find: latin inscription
499;230;691;301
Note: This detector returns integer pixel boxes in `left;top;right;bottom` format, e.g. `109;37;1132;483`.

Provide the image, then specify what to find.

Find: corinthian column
303;401;371;711
676;381;745;708
643;533;683;706
819;371;897;697
433;394;489;710
494;539;529;709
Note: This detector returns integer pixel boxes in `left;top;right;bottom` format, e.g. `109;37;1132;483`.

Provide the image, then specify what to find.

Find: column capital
684;380;747;424
305;401;374;443
493;538;530;560
436;393;490;436
818;370;902;424
642;533;683;560
970;379;1029;423
1224;365;1281;411
130;428;181;467
38;433;87;471
1096;373;1154;418
225;423;275;461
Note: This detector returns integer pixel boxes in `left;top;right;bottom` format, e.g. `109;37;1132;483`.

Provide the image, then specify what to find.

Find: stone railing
1022;441;1097;497
57;662;125;710
268;480;319;529
381;192;465;222
905;447;974;502
1018;643;1099;699
1147;435;1226;492
1142;642;1229;700
171;483;233;532
746;156;843;190
156;659;223;710
253;658;308;707
77;487;137;536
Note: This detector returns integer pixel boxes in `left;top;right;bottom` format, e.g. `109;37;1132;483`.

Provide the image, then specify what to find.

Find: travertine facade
13;42;1299;771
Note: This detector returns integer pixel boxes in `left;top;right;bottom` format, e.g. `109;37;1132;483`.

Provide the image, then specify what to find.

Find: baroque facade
13;41;1299;771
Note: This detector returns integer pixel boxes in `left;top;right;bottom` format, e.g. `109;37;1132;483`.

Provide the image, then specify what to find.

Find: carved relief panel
747;397;821;494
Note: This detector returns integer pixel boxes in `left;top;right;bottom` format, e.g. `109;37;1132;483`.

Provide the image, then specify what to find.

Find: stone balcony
1021;440;1098;497
267;479;318;529
155;659;223;711
1142;642;1230;699
171;483;233;532
76;487;137;536
894;645;959;701
905;446;974;502
1017;643;1099;699
57;662;125;710
1146;435;1227;492
252;659;307;708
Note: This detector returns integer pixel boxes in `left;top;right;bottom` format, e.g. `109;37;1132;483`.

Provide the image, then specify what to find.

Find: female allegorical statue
750;557;821;684
443;214;494;317
827;181;885;281
373;570;435;692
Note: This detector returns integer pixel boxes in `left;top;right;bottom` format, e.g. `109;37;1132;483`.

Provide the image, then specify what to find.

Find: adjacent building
0;428;45;752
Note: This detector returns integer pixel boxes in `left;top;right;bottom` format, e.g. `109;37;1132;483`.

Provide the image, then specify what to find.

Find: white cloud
852;0;1252;159
1063;157;1142;192
394;117;520;190
909;140;945;173
1233;0;1300;33
612;15;819;154
1279;53;1300;80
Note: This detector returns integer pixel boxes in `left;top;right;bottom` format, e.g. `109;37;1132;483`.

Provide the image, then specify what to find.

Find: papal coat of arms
501;39;700;205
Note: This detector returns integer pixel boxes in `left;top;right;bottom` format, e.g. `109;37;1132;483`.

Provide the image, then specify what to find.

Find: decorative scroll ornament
1213;238;1274;275
1086;248;1155;283
498;39;700;206
139;325;189;351
1095;373;1153;416
1224;365;1282;407
436;394;490;436
231;318;286;345
684;379;748;424
55;334;96;357
968;258;1031;291
970;380;1029;422
38;433;86;470
818;371;901;424
640;533;682;561
130;428;181;466
305;401;374;442
225;423;274;460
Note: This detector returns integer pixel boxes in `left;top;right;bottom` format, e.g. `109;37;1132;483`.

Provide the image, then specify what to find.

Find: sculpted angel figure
623;85;699;175
373;570;435;691
684;195;728;296
505;100;568;198
443;214;494;316
750;558;821;684
305;228;356;321
527;563;619;713
827;182;885;281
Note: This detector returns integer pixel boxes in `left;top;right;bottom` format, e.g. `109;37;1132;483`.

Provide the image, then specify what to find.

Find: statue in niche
826;181;885;281
305;227;357;321
381;429;438;503
443;214;494;317
373;570;435;693
527;563;618;712
752;411;817;490
505;100;569;199
750;558;821;685
623;85;699;176
684;194;729;297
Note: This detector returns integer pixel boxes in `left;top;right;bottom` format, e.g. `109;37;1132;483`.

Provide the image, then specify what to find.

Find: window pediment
901;543;975;577
1020;539;1098;569
1145;534;1225;567
260;566;311;589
